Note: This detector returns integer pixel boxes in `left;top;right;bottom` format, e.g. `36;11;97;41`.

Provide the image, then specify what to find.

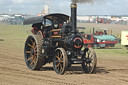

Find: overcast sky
0;0;128;15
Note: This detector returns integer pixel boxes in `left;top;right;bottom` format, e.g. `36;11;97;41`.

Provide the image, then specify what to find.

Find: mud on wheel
24;34;45;70
82;47;97;73
53;48;68;75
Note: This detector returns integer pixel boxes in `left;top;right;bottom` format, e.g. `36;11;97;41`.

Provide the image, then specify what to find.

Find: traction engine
23;4;97;75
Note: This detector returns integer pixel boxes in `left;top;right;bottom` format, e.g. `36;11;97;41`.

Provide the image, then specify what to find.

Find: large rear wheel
53;48;68;75
24;34;45;70
82;47;97;73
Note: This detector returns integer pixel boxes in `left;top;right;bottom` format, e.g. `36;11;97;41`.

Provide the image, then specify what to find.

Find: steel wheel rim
55;49;64;73
25;36;37;69
82;48;96;73
86;49;93;72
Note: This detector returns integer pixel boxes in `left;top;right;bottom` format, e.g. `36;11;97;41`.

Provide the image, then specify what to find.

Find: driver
31;23;43;34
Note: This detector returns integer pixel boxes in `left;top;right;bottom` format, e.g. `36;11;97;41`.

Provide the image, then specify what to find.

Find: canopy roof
94;35;117;41
23;16;43;25
23;13;70;25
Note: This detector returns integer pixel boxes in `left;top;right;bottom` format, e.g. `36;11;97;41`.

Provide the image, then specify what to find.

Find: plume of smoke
71;0;97;4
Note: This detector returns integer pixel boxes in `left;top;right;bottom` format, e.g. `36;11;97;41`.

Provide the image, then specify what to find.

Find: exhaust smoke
71;0;97;4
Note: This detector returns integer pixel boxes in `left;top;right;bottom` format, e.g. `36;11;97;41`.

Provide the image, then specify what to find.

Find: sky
0;0;128;15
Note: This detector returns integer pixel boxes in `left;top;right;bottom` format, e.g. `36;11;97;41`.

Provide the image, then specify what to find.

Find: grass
95;43;128;56
0;24;31;50
0;23;127;57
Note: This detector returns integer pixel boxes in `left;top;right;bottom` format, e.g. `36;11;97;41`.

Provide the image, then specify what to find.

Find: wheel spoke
56;55;60;60
28;57;32;61
57;63;60;67
86;52;88;58
31;39;36;47
60;64;63;72
27;51;31;53
33;55;37;59
58;52;60;58
33;56;36;65
90;63;93;67
85;62;87;66
57;65;59;70
88;50;91;58
30;59;34;66
89;63;91;71
33;42;36;47
28;43;33;48
30;55;36;66
34;46;37;50
90;55;93;59
34;50;37;53
60;61;63;62
34;53;37;56
30;55;33;66
31;39;34;43
57;63;60;70
60;52;62;58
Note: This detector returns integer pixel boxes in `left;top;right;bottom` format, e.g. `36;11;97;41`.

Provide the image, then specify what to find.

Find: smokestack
71;4;77;33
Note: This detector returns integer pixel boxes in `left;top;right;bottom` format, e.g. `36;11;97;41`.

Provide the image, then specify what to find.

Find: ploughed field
0;23;128;85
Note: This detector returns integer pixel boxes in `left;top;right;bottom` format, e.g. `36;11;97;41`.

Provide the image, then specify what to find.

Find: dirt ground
0;41;128;85
0;23;128;85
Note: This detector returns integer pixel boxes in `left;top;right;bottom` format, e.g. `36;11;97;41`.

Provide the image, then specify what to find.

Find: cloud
0;0;44;5
0;0;128;15
0;0;13;5
0;0;46;14
12;0;24;3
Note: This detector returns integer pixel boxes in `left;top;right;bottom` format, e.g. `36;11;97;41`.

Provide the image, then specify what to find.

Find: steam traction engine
24;4;97;75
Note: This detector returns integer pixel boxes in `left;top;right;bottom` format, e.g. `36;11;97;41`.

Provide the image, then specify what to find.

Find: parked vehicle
121;30;128;50
82;28;117;48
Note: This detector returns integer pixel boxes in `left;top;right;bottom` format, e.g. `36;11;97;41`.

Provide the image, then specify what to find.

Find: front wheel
53;48;68;75
82;47;97;73
24;34;45;70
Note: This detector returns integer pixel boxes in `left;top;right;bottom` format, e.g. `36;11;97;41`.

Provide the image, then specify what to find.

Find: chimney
71;4;77;33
